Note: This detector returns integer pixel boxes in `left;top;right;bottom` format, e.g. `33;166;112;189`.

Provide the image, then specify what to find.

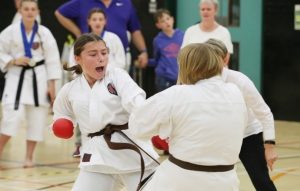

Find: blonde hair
177;43;223;84
199;0;219;10
205;38;228;59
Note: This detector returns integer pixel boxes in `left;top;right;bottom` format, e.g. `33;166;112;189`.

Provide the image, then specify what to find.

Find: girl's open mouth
96;66;104;72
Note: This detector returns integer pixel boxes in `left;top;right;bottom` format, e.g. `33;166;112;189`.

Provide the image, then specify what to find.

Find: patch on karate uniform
31;42;40;50
107;83;118;95
82;153;92;162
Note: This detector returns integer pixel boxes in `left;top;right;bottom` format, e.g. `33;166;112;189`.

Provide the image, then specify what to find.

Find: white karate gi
222;67;275;141
0;22;62;106
129;76;248;191
53;68;158;190
0;21;62;140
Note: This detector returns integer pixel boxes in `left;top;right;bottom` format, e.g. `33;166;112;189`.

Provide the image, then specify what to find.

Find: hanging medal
21;21;38;67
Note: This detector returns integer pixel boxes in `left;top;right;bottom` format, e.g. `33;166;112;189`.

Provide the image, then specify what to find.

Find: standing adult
54;0;148;70
0;0;62;168
181;0;233;56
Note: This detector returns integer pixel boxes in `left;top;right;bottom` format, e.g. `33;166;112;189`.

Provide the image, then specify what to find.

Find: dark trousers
155;76;176;93
239;133;277;191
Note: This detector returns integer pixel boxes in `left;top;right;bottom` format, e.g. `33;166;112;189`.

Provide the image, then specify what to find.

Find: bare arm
131;30;148;68
264;144;277;171
54;10;81;38
47;79;56;107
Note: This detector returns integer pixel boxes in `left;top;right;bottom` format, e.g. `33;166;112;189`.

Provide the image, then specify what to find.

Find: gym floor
0;120;299;191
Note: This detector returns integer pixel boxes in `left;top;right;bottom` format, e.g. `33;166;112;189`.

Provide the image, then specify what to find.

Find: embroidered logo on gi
107;83;118;95
31;42;40;50
82;153;92;162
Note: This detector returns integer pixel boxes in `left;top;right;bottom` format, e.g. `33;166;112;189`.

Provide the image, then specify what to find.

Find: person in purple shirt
55;0;148;68
148;9;184;92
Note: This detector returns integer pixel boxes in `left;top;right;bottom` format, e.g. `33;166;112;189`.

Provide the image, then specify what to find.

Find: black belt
169;154;234;172
14;60;45;110
88;124;159;191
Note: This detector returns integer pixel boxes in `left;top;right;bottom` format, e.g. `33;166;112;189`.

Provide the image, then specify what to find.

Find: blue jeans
155;76;176;93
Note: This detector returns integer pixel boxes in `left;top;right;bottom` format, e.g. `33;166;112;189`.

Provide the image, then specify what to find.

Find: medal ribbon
21;20;38;58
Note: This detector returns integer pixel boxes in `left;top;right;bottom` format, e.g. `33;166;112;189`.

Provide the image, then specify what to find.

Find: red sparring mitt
52;118;74;139
151;135;169;151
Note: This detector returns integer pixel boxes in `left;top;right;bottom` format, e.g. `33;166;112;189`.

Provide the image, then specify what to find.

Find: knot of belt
88;123;159;191
14;60;45;110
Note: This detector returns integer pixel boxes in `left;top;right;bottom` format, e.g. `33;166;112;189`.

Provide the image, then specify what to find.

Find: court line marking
276;154;300;159
0;160;79;171
0;176;75;190
33;180;75;190
272;168;300;181
276;147;300;151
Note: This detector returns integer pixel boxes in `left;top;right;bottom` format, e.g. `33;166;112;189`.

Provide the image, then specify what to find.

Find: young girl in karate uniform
68;8;127;158
53;33;158;191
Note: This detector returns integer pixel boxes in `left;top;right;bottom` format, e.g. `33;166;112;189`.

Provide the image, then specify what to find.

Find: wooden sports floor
0;119;299;191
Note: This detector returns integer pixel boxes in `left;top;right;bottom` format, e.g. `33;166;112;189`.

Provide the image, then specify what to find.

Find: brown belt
88;124;159;191
169;154;234;172
88;123;129;138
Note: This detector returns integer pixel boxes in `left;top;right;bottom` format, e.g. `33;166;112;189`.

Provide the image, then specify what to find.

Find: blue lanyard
21;21;38;58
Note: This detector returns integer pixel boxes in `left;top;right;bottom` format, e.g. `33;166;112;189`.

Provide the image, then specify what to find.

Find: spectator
148;8;184;93
181;0;233;56
0;0;62;168
55;0;148;70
